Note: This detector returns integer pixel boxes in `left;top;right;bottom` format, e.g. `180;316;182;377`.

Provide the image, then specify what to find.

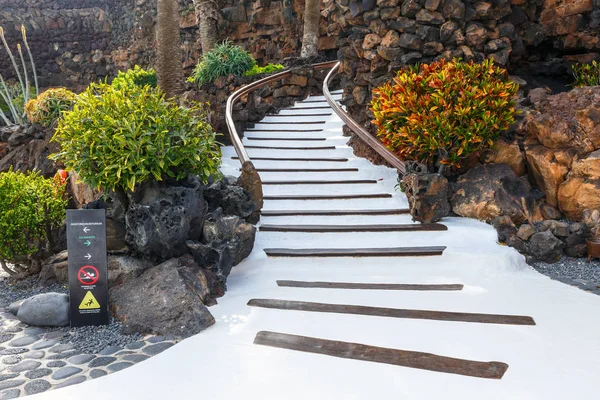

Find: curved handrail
323;62;406;175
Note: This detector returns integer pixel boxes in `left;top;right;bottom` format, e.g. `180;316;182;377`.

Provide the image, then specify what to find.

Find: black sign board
66;209;109;327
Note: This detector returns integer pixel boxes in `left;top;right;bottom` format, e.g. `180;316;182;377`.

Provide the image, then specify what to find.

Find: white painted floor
33;93;600;399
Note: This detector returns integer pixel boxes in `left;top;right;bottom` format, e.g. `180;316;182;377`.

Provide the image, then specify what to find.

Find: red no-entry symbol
78;265;99;285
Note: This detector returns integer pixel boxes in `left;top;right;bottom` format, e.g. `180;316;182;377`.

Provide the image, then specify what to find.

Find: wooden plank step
254;331;509;379
263;193;392;200
267;113;332;117
255;168;359;172
259;223;447;232
261;209;409;216
276;281;464;291
289;106;331;110
261;179;377;185
245;137;327;141
244;145;336;150
245;129;324;132
257;121;326;125
247;299;536;326
264;246;446;257
232;157;348;162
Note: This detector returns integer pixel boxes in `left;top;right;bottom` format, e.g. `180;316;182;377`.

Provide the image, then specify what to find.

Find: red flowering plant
370;58;519;173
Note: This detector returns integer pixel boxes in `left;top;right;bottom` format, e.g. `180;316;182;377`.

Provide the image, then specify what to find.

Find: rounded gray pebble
0;375;18;383
0;380;24;390
8;335;38;347
88;357;116;368
99;345;122;355
24;379;51;395
114;351;134;356
1;327;20;333
23;327;46;336
68;354;96;365
48;343;74;353
47;350;81;360
24;351;45;360
25;368;52;379
52;366;82;380
0;348;28;356
123;354;148;363
47;361;66;368
55;375;86;389
89;369;107;379
44;331;65;340
8;360;41;373
0;388;20;399
146;336;166;344
107;362;132;372
32;340;57;350
124;341;144;350
143;342;173;355
0;336;13;345
1;356;20;366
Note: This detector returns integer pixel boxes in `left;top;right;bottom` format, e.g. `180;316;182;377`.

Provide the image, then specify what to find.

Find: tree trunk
301;0;320;58
194;0;219;54
156;0;185;99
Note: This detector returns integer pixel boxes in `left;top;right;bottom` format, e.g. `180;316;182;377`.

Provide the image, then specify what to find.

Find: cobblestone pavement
0;312;177;398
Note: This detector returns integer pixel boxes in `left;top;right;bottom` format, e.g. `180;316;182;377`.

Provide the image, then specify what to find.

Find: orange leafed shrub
370;58;519;170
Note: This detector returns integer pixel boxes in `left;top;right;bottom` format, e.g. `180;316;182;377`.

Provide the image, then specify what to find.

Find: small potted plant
585;210;600;259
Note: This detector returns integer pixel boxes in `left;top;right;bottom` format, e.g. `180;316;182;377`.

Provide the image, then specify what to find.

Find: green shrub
24;87;77;127
0;169;67;273
243;63;286;77
572;60;600;87
112;66;158;90
188;41;256;85
371;58;518;170
0;83;35;114
51;82;221;195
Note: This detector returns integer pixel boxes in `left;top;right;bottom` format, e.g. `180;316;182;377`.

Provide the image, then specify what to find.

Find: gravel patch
531;257;600;295
0;278;66;309
58;320;143;354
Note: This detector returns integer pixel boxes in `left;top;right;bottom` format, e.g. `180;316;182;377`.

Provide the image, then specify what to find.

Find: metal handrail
322;62;406;175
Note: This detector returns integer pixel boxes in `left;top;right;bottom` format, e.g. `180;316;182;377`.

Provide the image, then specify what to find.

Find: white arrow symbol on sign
83;227;90;233
84;253;92;260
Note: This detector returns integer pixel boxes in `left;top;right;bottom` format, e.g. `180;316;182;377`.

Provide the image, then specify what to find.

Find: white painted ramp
32;93;600;400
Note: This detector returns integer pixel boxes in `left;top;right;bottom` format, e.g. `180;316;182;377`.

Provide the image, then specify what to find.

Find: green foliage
24;88;77;127
112;66;158;90
51;82;222;194
188;41;256;85
0;169;67;266
572;60;600;87
0;83;34;114
371;58;519;170
243;63;286;77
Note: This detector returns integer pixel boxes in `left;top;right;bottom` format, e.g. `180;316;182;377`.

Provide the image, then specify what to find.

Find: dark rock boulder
125;178;207;261
110;256;215;338
203;177;255;219
402;173;450;223
529;231;565;263
451;163;541;225
16;293;70;327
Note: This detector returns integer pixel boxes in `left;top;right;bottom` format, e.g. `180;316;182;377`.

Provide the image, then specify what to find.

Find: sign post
66;209;109;327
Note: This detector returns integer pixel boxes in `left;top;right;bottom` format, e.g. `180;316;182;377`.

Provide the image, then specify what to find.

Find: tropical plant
193;0;219;54
189;41;256;85
156;0;185;98
24;88;77;127
371;58;519;171
301;0;320;57
572;60;600;87
112;66;158;90
0;25;39;126
0;169;67;275
50;82;221;207
243;63;286;77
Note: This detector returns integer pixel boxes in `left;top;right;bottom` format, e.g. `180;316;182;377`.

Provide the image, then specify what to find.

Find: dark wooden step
245;137;327;141
247;299;536;326
244;145;336;150
245;129;324;132
259;223;447;232
263;193;392;200
277;281;464;291
255;168;359;172
264;246;446;257
267;113;332;117
261;209;409;216
261;180;377;185
232;157;348;162
254;331;508;379
289;106;331;110
256;121;326;125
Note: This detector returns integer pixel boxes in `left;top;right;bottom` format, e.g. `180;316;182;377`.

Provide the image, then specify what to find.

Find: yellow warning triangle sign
79;291;101;310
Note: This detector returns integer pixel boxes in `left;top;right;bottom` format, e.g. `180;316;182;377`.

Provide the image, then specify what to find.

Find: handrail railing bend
323;62;406;175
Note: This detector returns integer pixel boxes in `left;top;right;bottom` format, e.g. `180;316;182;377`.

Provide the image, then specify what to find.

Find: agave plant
0;25;39;126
